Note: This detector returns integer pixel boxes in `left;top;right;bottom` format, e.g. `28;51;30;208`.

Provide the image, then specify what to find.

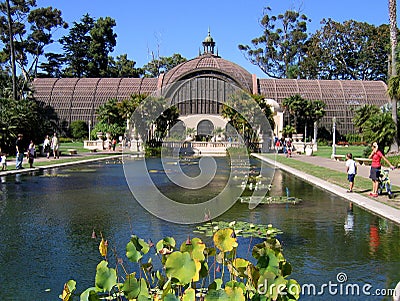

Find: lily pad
213;228;238;252
165;251;196;285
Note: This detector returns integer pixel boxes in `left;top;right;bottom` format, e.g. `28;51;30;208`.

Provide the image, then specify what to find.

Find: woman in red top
368;142;394;197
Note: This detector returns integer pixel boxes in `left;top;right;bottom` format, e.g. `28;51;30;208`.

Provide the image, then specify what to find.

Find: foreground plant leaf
95;260;117;292
60;279;76;301
213;228;238;252
98;238;108;257
165;251;196;285
182;287;195;301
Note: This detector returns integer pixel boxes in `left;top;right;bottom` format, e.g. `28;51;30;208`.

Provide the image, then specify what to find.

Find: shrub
70;120;88;140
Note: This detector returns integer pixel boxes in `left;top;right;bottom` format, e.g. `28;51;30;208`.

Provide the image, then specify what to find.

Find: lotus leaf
182;287;196;301
121;273;140;299
98;238;108;257
165;252;196;285
287;279;301;299
61;280;76;301
208;278;223;290
95;260;117;292
130;235;150;254
164;293;180;301
231;258;250;278
213;228;238;252
180;237;205;261
156;237;176;252
79;287;100;301
126;241;143;262
192;260;201;282
204;289;229;301
225;286;245;301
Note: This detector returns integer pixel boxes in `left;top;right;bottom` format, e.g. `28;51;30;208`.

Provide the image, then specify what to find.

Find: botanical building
32;32;389;137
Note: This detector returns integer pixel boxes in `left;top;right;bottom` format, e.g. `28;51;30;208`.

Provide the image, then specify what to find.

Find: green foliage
0;97;57;152
283;94;325;136
143;53;187;77
300;20;389;80
361;112;396;151
239;7;310;78
281;125;296;137
345;133;362;144
91;122;125;140
0;1;67;87
69;120;88;140
222;91;274;150
60;14;117;77
62;222;299;301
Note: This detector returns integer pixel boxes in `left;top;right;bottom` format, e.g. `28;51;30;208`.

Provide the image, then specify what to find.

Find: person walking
368;142;394;197
1;152;7;170
43;135;51;159
345;153;357;192
15;134;25;169
51;132;59;159
27;140;36;168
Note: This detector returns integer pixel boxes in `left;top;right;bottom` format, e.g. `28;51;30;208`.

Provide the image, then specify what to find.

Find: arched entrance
197;120;214;141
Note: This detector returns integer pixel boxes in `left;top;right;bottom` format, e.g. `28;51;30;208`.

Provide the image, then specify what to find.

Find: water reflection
0;159;399;300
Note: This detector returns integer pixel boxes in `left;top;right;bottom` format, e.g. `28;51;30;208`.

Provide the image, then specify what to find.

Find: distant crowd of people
0;132;61;171
274;137;293;157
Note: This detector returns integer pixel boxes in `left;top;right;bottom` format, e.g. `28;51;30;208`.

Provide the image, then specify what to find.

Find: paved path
0;151;123;176
252;153;400;225
287;153;400;187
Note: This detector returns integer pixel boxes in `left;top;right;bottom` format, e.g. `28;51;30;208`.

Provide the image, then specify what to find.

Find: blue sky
37;0;395;78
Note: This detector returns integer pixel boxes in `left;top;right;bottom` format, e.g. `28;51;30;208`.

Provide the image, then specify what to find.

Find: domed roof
161;53;253;92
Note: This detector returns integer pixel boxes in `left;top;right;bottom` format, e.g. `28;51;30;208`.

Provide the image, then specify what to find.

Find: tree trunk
389;0;399;153
5;0;17;100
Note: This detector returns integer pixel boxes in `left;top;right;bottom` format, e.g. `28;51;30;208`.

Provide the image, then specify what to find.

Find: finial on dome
202;28;215;55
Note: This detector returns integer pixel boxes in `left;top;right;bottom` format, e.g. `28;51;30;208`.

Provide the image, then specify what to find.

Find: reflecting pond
0;157;399;300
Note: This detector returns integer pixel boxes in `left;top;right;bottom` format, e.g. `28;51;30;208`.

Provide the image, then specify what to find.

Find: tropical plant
353;104;381;135
185;127;196;138
361;112;396;151
61;222;299;301
281;125;296;138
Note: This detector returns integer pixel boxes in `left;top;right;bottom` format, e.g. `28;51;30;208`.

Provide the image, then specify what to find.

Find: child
1;152;7;171
345;153;357;192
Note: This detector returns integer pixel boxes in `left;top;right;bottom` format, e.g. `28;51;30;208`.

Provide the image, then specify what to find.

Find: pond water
0;157;399;300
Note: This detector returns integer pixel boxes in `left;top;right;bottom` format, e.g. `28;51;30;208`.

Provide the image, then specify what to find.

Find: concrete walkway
0;151;123;176
252;153;400;225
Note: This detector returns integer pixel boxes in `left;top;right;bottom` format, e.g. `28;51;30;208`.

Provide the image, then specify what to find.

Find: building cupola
202;29;216;55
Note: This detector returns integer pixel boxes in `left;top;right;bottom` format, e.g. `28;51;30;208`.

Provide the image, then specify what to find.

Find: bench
333;154;346;161
354;157;372;165
67;149;77;155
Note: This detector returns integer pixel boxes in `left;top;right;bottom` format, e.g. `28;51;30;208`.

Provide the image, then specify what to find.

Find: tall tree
143;53;187;77
60;14;94;77
0;0;66;97
87;16;116;77
107;54;142;78
60;14;116;78
388;0;399;152
37;52;64;77
300;20;389;81
238;7;310;78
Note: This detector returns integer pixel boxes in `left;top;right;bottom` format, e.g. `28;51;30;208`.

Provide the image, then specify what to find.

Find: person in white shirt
345;153;357;193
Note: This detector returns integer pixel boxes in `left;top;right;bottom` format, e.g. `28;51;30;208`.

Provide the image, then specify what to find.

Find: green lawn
313;145;400;166
313;145;365;158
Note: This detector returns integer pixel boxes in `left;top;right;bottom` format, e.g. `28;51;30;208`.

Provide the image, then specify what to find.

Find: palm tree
388;0;399;152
